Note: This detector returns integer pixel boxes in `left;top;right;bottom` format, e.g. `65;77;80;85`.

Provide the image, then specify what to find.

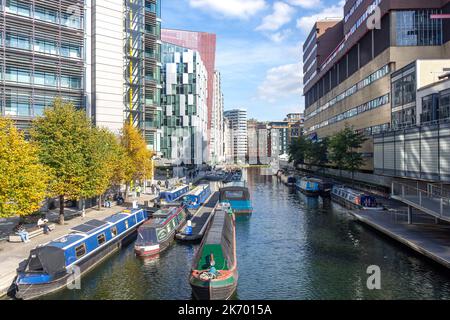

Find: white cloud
256;2;296;31
189;0;267;19
269;29;293;43
286;0;322;9
257;63;303;103
296;0;344;33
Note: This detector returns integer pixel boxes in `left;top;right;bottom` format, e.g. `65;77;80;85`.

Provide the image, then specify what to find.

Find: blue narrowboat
296;177;321;196
13;209;147;300
159;184;190;204
219;183;253;215
183;184;212;210
331;186;384;211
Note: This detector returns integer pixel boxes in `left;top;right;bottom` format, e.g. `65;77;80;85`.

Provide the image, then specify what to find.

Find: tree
83;127;124;211
305;138;329;169
328;126;367;182
0;118;50;218
120;123;154;200
31;98;94;224
288;136;310;165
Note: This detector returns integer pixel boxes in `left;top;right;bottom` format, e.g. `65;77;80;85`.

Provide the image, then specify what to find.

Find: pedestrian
156;185;161;196
136;185;141;198
14;223;30;243
37;216;50;235
165;179;169;190
151;184;156;195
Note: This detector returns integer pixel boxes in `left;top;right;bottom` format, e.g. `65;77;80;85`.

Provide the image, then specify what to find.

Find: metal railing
392;182;450;220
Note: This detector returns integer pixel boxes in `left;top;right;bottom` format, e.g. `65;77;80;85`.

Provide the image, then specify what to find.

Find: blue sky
161;0;345;121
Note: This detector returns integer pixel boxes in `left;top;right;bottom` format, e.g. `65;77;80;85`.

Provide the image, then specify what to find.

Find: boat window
125;220;129;229
111;226;118;238
75;244;86;259
224;191;244;199
97;233;106;245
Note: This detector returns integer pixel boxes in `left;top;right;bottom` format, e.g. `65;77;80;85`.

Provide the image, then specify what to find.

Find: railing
392;182;450;220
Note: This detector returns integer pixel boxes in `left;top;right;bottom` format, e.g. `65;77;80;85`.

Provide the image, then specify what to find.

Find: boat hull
190;271;238;300
297;187;320;197
14;229;139;300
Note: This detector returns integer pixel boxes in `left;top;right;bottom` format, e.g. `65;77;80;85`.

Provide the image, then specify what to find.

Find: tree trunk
98;194;102;211
59;195;65;225
124;183;130;203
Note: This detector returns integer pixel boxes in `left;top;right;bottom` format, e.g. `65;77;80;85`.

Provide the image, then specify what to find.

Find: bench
8;224;56;243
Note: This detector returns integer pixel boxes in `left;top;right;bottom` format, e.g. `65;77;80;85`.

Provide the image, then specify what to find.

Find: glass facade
394;10;443;46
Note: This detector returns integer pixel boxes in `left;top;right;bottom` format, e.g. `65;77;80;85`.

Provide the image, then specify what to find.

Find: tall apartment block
224;109;248;164
0;0;85;130
303;0;450;171
161;28;216;161
211;70;224;164
1;0;162;149
160;42;208;166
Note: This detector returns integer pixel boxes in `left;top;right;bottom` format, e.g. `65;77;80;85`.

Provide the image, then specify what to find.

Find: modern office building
211;70;224;164
303;0;450;171
268;121;290;156
223;117;234;164
1;0;162;146
161;29;216;160
160;42;208;166
0;0;85;130
224;109;248;164
374;69;450;182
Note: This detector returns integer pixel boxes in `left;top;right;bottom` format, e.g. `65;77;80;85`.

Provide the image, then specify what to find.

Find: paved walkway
0;193;157;297
349;209;450;269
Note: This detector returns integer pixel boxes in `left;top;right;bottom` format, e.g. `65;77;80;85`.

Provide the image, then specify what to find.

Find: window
124;220;129;229
395;10;443;47
110;227;118;238
34;6;57;23
97;234;106;246
6;0;31;17
75;244;86;259
440;91;450;121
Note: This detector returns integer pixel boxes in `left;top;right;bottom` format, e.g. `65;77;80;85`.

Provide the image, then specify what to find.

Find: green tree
31;98;95;224
288;136;310;165
0;118;50;218
305;138;329;169
328;126;367;182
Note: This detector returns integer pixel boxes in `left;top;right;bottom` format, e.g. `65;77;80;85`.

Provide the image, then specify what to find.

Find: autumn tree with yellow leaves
120;122;154;200
0;118;50;218
31;99;124;224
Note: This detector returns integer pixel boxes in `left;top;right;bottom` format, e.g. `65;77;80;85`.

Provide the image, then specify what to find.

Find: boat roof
301;177;322;183
223;181;246;188
141;207;182;228
165;184;189;194
45;209;140;249
187;184;209;196
204;210;226;245
333;186;372;197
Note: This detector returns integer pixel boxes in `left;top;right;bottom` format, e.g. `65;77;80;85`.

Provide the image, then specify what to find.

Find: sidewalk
0;193;157;297
349;209;450;269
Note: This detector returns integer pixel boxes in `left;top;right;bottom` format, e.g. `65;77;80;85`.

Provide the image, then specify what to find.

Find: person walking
165;179;170;190
151;184;156;195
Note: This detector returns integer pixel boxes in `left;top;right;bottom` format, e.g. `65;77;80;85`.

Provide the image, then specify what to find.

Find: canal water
45;168;450;300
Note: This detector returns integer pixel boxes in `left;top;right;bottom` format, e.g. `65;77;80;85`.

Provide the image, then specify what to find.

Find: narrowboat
331;186;384;210
182;184;212;210
14;209;147;300
219;183;253;215
296;177;321;196
134;206;187;257
190;204;238;300
159;184;190;205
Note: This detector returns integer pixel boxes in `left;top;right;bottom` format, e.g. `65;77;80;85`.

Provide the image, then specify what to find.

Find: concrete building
211;70;224;164
268;121;289;157
160;42;208;167
248;120;271;165
161;29;216;160
224;109;248;164
303;0;450;171
1;0;163;148
223;116;233;164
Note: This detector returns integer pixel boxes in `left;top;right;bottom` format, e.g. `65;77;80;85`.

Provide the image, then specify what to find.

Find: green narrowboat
189;205;237;300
